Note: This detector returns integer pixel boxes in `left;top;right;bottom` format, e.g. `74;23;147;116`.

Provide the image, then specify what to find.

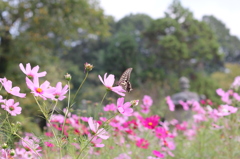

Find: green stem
62;71;88;134
61;81;71;134
100;91;108;106
76;91;108;158
50;101;58;120
33;96;62;159
71;71;89;105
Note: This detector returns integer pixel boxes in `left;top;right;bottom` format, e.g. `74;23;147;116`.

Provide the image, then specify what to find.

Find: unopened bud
10;149;15;156
130;100;139;106
64;73;71;81
84;63;94;72
2;143;8;149
16;121;22;126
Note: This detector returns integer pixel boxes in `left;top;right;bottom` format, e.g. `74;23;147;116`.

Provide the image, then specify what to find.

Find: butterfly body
118;68;133;92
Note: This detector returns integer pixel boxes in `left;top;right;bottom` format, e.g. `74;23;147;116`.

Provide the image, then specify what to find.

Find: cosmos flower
49;82;68;101
98;73;126;96
19;63;47;79
1;78;26;98
1;99;22;116
142;115;160;129
166;96;175;111
117;97;133;116
88;117;109;140
25;77;53;100
135;138;149;149
142;95;153;107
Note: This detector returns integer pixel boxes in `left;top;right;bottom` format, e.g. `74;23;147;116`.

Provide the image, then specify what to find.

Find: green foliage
203;15;240;62
211;63;240;90
143;0;223;78
190;73;221;105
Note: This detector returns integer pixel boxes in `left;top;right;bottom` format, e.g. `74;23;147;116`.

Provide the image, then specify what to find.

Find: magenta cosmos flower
19;63;47;79
0;78;26;98
142;115;160;129
136;138;149;149
152;150;165;158
88;117;109;140
26;77;53;100
117;97;133;116
98;73;126;96
1;99;22;116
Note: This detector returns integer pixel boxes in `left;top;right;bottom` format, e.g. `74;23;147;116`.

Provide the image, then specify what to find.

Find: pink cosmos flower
44;142;54;147
140;104;151;114
135;138;149;149
0;95;5;103
152;150;165;158
114;153;131;159
175;121;188;131
98;73;126;96
211;123;224;130
216;88;231;104
21;136;41;155
179;100;190;110
88;117;109;140
103;103;117;112
147;157;159;159
26;77;54;100
1;149;16;158
1;78;26;98
90;136;105;147
19;63;47;79
49;82;68;101
217;105;238;116
117;97;133;116
80;117;89;122
142;115;160;129
142;95;153;107
231;76;240;89
193;114;206;123
184;127;197;140
100;117;107;122
166;96;175;111
1;99;22;116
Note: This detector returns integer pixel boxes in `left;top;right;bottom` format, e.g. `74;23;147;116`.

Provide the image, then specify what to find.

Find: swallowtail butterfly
118;68;133;92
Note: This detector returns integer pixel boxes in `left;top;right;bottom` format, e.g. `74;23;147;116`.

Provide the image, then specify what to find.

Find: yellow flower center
36;88;43;93
148;122;153;126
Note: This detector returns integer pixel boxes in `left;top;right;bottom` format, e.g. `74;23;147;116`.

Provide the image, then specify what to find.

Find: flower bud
84;62;94;72
131;100;139;107
10;149;15;156
2;143;8;149
64;73;71;81
16;121;22;126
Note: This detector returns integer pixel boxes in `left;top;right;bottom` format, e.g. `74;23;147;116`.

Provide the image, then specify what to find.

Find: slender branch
71;71;89;105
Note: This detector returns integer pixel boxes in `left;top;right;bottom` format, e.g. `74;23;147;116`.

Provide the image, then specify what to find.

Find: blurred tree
103;14;153;85
202;15;240;62
143;0;224;79
0;0;110;120
0;0;110;77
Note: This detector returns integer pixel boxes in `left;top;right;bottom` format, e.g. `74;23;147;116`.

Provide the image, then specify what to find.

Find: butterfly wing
118;68;133;92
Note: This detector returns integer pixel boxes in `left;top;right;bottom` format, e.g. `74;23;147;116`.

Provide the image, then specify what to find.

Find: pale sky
100;0;240;38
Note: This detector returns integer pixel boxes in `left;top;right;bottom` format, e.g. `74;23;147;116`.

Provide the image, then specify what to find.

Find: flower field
0;63;240;159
